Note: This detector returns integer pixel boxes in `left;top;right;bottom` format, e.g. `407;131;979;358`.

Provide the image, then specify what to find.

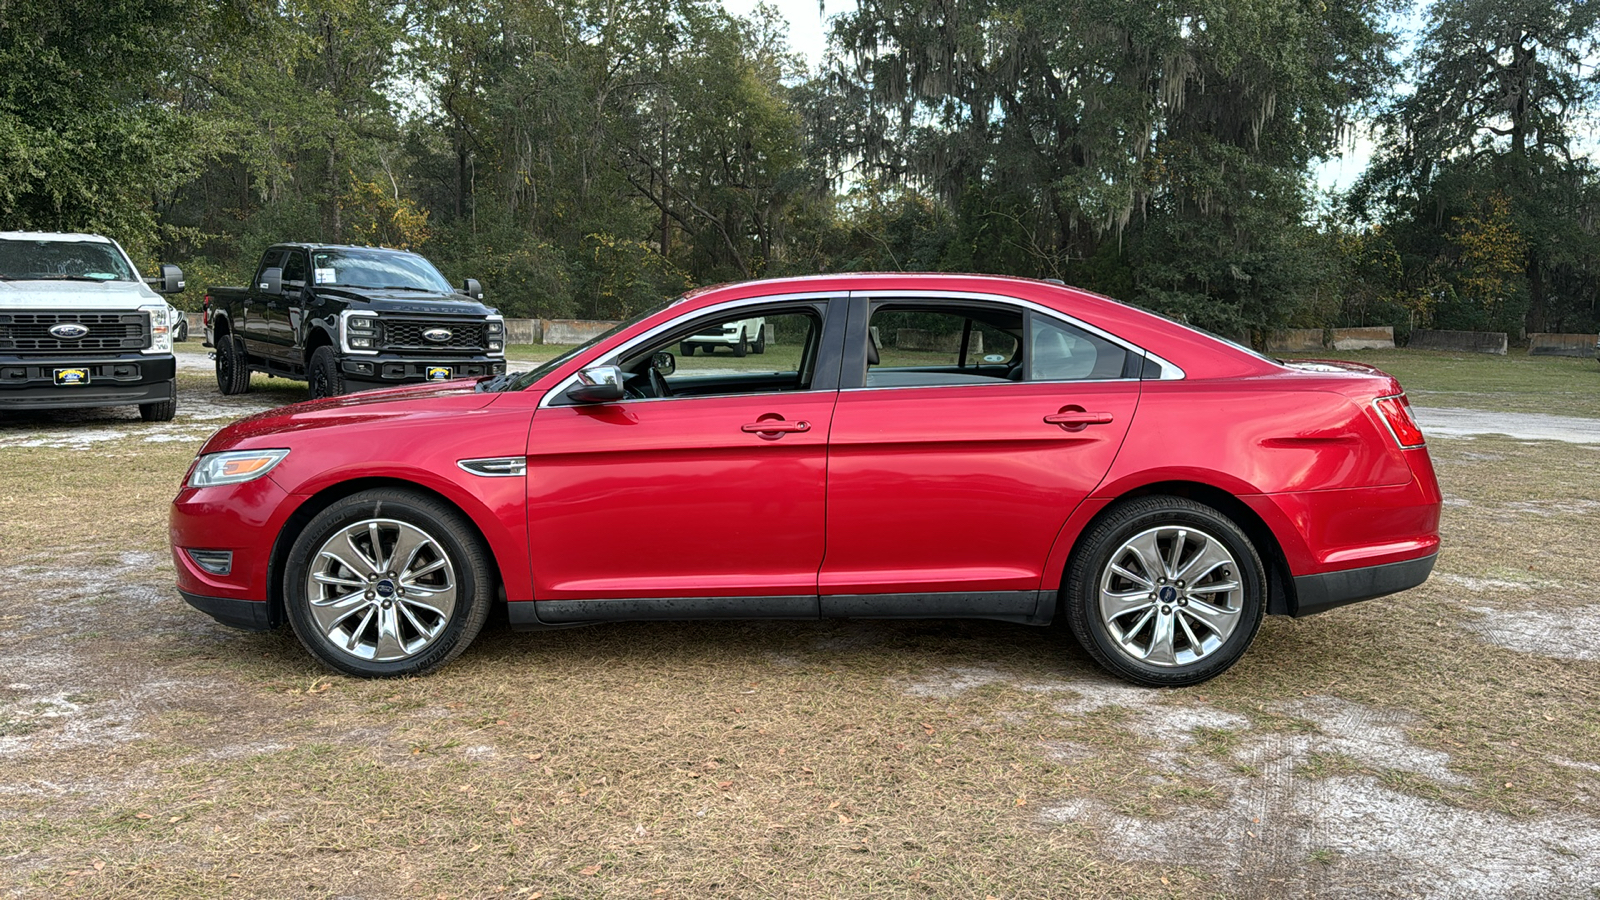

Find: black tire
732;327;748;358
1064;496;1266;687
308;345;345;400
174;317;189;343
140;381;177;422
284;488;494;678
679;342;695;356
752;325;766;354
215;332;251;395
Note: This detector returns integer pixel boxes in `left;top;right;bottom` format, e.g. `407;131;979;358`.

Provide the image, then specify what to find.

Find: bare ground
1;367;1598;898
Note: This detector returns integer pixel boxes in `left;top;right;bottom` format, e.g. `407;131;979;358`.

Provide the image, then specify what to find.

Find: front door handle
1044;408;1114;431
742;418;811;436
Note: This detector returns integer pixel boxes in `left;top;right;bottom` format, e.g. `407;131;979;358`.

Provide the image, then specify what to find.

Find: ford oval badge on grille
423;327;452;343
49;323;91;340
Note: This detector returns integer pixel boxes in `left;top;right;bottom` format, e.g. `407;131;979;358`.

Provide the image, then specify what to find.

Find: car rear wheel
284;489;493;677
1065;496;1265;687
215;333;250;395
308;345;345;399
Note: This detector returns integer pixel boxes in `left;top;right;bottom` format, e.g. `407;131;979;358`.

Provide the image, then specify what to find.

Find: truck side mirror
463;278;483;301
258;267;283;295
145;264;185;295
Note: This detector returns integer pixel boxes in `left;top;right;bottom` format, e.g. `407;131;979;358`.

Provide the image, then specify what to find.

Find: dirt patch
1462;604;1600;662
1413;407;1600;444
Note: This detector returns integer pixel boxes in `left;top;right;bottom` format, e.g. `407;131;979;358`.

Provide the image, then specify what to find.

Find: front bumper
1290;552;1437;617
0;354;176;410
340;354;505;387
180;590;278;631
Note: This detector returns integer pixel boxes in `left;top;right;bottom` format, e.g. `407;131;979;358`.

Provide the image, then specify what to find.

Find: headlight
142;305;172;353
485;319;504;335
347;316;378;332
188;449;290;488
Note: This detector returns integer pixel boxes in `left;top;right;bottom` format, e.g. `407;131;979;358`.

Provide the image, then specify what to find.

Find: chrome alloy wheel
1097;525;1244;667
306;517;458;662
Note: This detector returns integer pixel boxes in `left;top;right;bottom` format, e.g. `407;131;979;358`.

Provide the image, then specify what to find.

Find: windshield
484;299;676;393
0;239;136;282
308;248;454;293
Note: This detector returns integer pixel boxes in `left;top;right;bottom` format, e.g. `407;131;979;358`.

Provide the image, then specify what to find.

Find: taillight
202;293;212;326
1374;394;1425;449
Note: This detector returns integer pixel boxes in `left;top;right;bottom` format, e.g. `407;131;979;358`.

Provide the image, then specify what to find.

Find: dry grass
1;354;1598;898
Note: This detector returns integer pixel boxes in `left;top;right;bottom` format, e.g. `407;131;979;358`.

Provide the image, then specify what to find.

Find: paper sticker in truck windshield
314;267;337;284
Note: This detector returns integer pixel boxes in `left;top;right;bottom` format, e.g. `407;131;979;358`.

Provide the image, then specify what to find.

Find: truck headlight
348;316;378;332
188;449;290;487
142;305;172;353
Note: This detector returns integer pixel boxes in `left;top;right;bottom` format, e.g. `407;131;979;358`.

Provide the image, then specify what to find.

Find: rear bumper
1289;552;1437;617
180;590;278;631
0;354;176;410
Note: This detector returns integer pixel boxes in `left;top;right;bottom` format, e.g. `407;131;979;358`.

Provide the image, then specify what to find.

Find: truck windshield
0;239;135;282
308;249;454;293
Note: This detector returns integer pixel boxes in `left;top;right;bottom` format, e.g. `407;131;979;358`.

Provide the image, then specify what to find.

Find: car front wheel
284;489;493;677
1065;496;1265;687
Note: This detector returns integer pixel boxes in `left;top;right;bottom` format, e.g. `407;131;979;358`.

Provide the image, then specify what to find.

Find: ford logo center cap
49;323;90;340
423;327;452;343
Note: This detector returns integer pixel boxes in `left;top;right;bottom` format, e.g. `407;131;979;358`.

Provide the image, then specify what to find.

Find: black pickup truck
204;244;506;398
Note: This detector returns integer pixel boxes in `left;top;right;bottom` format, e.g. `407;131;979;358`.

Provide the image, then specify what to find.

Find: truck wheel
283;488;494;678
679;342;695;356
308;345;345;399
216;334;251;395
752;325;766;354
174;317;189;343
732;327;748;358
140;382;177;422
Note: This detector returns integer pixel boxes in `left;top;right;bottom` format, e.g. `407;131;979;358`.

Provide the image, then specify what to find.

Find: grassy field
1283;348;1600;418
1;350;1597;897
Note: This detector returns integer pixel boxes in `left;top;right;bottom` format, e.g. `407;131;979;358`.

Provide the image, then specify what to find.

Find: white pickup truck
0;232;184;420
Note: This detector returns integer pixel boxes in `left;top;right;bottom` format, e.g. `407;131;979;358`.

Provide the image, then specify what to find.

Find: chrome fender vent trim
457;457;526;477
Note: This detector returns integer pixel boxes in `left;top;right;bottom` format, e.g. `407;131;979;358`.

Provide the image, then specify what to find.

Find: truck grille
381;318;487;353
0;311;150;352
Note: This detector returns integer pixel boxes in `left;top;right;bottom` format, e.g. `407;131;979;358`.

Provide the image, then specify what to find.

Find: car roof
269;243;420;255
0;231;115;243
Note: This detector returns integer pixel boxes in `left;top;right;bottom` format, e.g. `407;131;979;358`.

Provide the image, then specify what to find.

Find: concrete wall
1265;329;1325;353
541;318;619;344
1264;326;1395;353
1331;326;1395;351
1528;333;1598;358
504;318;542;344
1409;329;1508;355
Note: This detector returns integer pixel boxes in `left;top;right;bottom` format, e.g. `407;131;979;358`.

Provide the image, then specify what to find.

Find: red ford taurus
170;274;1440;686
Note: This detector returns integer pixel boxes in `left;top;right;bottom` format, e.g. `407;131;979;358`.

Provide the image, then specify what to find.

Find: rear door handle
1044;410;1114;430
742;418;811;435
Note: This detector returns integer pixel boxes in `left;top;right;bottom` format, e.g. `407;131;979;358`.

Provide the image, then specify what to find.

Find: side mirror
148;264;185;294
258;266;283;295
651;350;675;376
565;364;625;403
463;278;484;301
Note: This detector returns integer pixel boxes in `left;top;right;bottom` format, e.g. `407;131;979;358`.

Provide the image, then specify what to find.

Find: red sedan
170;274;1440;686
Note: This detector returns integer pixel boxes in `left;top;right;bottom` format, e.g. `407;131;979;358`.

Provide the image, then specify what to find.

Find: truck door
269;250;309;365
239;249;284;357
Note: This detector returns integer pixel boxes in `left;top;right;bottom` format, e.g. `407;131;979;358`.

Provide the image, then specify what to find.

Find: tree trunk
1525;247;1546;335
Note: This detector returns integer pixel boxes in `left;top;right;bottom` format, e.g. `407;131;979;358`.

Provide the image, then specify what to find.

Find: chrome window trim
538;291;850;408
850;289;1186;381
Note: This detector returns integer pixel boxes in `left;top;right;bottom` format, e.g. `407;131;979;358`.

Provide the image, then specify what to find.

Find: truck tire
732;327;748;358
140;382;177;422
752;325;766;354
679;342;695;356
216;333;251;395
308;345;346;399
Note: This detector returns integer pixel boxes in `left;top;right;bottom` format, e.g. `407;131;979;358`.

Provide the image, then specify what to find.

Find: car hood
203;379;500;451
0;279;163;309
311;287;495;317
